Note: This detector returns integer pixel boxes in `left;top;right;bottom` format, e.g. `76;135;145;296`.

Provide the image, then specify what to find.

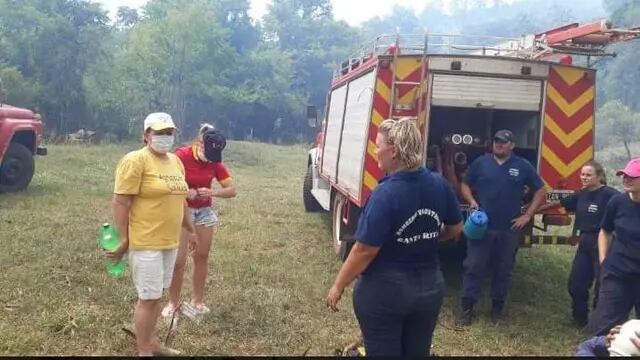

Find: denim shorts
190;207;218;227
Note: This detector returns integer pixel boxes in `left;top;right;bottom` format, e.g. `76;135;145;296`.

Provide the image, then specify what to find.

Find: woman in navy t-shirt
537;161;619;327
589;158;640;336
325;118;463;356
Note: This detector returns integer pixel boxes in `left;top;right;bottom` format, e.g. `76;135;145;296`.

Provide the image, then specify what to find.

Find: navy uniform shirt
464;154;543;231
355;168;462;274
600;193;640;277
560;186;619;234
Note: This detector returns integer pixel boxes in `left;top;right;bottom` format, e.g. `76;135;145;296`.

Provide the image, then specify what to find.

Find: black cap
202;130;226;162
493;129;514;143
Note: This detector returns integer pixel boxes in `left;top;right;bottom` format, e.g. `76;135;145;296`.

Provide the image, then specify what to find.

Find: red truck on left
0;104;47;192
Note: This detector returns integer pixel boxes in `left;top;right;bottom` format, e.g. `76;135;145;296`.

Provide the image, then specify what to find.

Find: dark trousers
589;270;640;336
353;268;445;356
567;232;600;320
461;230;521;304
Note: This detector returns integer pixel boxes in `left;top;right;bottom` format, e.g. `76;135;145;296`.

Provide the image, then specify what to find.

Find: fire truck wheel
338;241;354;262
0;143;35;193
303;164;323;212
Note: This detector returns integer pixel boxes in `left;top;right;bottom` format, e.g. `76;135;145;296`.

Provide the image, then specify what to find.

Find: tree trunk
623;140;632;161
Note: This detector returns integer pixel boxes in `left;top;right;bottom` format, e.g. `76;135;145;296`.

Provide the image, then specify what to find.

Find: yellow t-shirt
114;147;188;250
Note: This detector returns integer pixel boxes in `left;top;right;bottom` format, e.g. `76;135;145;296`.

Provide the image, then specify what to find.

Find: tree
116;6;139;29
596;100;639;160
0;0;110;133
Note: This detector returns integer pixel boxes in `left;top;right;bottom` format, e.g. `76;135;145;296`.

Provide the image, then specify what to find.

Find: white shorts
129;249;178;300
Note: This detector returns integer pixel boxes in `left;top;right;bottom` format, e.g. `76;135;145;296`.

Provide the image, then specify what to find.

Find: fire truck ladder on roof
332;20;640;81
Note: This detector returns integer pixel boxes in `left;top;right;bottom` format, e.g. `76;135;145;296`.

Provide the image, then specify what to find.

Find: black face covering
202;130;226;162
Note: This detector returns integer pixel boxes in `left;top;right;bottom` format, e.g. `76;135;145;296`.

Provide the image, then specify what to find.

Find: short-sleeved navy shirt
355;168;463;274
600;193;640;276
560;186;619;234
464;154;543;230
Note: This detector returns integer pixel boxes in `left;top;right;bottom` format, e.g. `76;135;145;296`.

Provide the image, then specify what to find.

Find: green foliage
595;100;640;162
0;0;637;143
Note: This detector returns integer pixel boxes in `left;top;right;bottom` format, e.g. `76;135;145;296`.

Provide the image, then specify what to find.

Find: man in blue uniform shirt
455;129;546;326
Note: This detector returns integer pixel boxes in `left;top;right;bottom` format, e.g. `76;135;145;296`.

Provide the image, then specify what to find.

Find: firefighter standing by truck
456;130;547;326
536;160;619;327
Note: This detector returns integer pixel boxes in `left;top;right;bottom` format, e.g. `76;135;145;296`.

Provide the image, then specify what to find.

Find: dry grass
0;141;595;355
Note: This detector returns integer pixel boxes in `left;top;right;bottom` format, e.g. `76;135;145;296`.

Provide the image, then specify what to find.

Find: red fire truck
303;20;639;260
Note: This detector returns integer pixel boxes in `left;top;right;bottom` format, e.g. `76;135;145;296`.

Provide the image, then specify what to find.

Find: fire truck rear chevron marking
372;110;384;126
361;66;393;202
542;144;593;178
552;66;585;86
376;79;391;103
367;140;378;162
548;67;593;103
547;85;595;118
541;65;595;190
544;115;593;148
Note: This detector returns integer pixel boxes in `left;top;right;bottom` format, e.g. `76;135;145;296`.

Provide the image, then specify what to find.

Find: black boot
572;309;588;328
455;298;475;327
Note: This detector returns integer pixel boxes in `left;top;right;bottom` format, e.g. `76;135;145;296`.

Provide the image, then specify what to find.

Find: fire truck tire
0;143;34;193
303;164;323;212
332;193;355;261
338;241;354;262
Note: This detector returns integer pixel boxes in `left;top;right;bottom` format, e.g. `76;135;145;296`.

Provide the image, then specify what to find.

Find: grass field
0;141;595;356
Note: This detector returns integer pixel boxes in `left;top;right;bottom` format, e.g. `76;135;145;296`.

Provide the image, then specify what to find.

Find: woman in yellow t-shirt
105;112;196;356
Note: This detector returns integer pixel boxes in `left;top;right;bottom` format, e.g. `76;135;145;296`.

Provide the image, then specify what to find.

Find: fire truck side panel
540;65;596;193
320;84;348;182
336;70;377;203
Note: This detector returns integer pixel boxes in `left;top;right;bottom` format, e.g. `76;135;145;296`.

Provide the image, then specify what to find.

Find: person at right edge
589;157;640;337
455;129;546;326
536;160;619;327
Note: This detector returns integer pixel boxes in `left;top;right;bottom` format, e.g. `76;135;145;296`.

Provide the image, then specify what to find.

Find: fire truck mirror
307;105;318;128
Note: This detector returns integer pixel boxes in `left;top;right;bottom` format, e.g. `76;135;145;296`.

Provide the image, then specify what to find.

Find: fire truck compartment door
337;71;376;201
321;83;348;180
431;74;542;111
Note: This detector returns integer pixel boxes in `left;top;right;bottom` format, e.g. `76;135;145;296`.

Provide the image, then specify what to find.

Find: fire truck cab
303;21;640;260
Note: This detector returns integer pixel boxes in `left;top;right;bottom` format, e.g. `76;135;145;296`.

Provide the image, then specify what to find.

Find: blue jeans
353;268;445;356
462;230;521;303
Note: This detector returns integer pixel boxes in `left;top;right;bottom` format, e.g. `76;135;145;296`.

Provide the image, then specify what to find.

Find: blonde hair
197;123;215;141
378;118;422;169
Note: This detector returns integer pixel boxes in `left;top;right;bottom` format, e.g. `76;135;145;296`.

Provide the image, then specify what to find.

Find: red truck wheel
0;143;35;192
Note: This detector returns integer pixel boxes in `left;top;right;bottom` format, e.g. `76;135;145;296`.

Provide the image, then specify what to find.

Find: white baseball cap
609;319;640;356
143;112;176;132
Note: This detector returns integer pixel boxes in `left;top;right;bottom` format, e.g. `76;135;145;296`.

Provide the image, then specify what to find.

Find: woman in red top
162;124;236;318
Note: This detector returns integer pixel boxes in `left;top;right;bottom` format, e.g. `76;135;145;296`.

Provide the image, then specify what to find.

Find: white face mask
150;135;174;153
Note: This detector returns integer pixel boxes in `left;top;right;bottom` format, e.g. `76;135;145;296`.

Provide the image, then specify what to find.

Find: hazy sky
95;0;514;26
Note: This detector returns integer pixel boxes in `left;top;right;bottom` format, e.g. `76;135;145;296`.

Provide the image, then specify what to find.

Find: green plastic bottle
99;223;126;277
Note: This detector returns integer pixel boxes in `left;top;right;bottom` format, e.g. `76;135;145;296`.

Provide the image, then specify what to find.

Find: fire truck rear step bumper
524;235;571;246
